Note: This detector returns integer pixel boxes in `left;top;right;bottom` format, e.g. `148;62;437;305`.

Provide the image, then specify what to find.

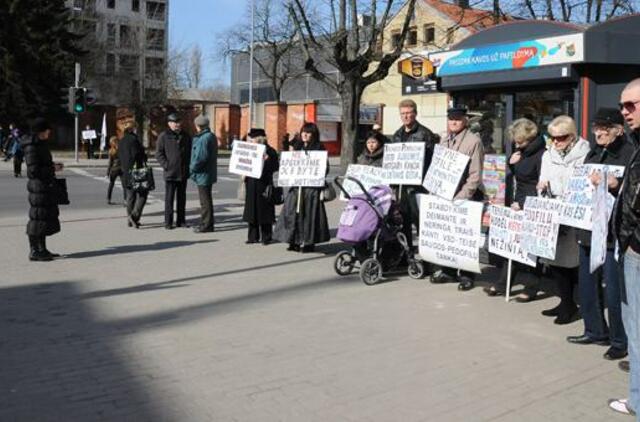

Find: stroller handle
333;176;376;204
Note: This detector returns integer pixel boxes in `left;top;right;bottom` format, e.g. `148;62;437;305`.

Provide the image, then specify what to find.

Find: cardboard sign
521;197;562;260
482;154;507;226
590;172;609;273
422;144;470;200
585;164;625;178
488;205;537;267
277;150;327;187
82;130;97;140
340;165;388;201
418;194;483;273
382;142;425;185
228;141;266;179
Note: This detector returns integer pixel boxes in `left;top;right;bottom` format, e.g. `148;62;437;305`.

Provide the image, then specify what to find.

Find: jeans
622;247;640;414
165;180;187;226
197;184;214;230
125;188;147;222
578;246;627;349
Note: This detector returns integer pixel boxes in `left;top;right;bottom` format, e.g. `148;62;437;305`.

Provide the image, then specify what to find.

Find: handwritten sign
277;150;327;187
418;194;483;273
560;165;594;230
340;165;388;200
590;171;609;273
228;141;266;178
482;154;507;226
521;196;562;260
585;164;625;178
82;130;97;140
382;142;425;185
422;144;470;200
488;205;537;267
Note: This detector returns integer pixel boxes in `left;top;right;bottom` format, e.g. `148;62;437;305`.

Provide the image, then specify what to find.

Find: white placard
418;194;483;273
521;197;562;260
488;205;537;267
585;164;625;178
82;130;97;140
228;141;266;179
590;171;609;273
382;142;425;185
340;165;388;200
422;144;470;200
277;150;328;187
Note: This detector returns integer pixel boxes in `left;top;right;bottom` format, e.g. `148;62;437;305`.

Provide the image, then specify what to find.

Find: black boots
28;236;59;261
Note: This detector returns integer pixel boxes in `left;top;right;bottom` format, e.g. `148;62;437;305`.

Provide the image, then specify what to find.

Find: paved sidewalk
0;181;631;421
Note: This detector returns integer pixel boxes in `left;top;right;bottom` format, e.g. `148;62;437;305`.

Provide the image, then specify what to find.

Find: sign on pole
590;171;609;273
488;205;537;267
422;144;469;200
382;142;425;185
340;164;388;200
418;194;483;273
228;141;266;179
521;196;562;260
277;150;327;187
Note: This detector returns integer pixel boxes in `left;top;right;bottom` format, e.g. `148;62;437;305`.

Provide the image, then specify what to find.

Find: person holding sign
274;122;330;253
242;128;279;245
537;115;590;324
568;108;634;359
357;131;385;167
431;106;484;291
189;115;218;233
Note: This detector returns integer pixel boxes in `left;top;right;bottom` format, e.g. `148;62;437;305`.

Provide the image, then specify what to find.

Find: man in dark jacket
391;99;439;249
156;113;192;229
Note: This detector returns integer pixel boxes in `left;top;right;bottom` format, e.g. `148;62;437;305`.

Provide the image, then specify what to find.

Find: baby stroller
333;176;426;285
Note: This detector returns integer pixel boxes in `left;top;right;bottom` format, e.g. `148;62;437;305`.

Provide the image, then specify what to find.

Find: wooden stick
505;259;513;303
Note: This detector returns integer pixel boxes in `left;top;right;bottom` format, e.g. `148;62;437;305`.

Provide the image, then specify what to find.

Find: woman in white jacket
536;115;590;324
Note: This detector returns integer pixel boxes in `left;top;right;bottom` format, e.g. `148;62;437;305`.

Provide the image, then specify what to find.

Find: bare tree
490;0;638;22
189;45;203;88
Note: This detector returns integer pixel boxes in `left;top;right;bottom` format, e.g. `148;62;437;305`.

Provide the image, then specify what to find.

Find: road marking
69;168;162;204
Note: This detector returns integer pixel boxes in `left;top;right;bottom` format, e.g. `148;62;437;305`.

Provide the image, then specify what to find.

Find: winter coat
274;141;330;246
243;144;279;225
614;130;640;254
22;135;60;237
356;147;383;167
539;137;590;268
440;128;486;200
189;129;218;186
118;131;146;188
107;153;122;177
509;136;546;208
156;129;192;182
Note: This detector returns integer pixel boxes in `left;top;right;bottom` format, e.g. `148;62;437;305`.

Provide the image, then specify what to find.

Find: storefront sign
422;144;469;200
521;196;562;260
398;55;438;95
382;142;425;185
431;33;584;77
277;150;327;187
229;141;266;179
419;194;483;273
488;205;537;267
340;165;388;201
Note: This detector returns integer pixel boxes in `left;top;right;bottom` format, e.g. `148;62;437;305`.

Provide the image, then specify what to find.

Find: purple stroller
333;176;426;285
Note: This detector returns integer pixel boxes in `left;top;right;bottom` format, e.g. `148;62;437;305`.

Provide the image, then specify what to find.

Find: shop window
107;0;115;9
406;27;418;47
390;32;401;49
132;0;139;12
423;24;435;44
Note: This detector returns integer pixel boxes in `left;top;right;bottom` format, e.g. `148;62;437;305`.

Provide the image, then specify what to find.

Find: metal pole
74;62;80;163
248;0;255;129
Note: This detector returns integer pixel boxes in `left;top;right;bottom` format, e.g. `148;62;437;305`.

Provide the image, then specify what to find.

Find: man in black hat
156;113;192;229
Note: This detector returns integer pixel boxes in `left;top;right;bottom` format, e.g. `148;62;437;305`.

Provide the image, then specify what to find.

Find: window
146;2;166;21
73;0;85;10
120;25;136;48
406;27;417;46
390;32;401;49
106;54;116;74
423;24;435;44
107;23;116;46
145;57;164;77
107;0;115;8
146;28;165;51
132;0;139;12
119;54;139;76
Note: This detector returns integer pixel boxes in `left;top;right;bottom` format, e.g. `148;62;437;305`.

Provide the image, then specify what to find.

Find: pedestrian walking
356;131;385;167
118;120;147;229
11;132;23;177
189;114;218;233
156;113;192;230
106;136;126;205
3;124;19;162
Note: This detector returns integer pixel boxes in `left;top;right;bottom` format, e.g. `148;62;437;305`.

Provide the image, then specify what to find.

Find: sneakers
608;398;636;416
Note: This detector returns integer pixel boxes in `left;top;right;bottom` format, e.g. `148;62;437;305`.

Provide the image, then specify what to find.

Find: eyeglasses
550;134;571;142
619;100;640;112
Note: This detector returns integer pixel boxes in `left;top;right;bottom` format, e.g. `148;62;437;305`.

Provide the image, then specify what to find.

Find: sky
169;0;249;87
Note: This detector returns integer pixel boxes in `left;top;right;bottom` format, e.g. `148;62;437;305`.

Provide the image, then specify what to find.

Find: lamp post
248;0;255;129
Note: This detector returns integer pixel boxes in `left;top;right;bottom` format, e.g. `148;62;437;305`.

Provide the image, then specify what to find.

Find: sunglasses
619;100;640;112
550;134;571;142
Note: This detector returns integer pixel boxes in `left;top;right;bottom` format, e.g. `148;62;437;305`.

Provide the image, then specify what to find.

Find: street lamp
248;0;255;129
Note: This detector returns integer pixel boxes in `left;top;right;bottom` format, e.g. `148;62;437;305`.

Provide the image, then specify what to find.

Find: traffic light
73;88;87;113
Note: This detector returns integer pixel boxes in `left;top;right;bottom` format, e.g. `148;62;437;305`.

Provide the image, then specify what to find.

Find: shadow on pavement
66;239;217;259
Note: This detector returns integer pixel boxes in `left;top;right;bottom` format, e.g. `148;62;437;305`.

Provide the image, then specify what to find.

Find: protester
189;114;218;233
392;99;439;249
610;78;640;417
118;119;147;229
83;124;95;159
23;118;61;261
274;122;330;253
156;113;192;230
484;118;545;298
3;124;18;162
11;131;24;177
356;131;385;167
431;106;485;291
243;128;279;245
106;136;126;205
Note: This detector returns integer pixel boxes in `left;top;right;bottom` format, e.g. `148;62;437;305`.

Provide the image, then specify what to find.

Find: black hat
447;106;468;119
592;107;624;126
31;117;51;133
248;128;266;138
167;113;181;122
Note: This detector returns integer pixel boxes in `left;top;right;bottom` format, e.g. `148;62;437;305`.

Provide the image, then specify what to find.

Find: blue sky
169;0;248;87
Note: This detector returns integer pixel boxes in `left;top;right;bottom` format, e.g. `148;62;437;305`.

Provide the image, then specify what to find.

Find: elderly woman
566;108;635;359
485;118;545;297
537;115;590;324
356;131;386;167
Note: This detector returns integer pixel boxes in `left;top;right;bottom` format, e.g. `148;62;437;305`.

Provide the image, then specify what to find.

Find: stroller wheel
408;260;426;279
334;250;356;276
360;258;383;285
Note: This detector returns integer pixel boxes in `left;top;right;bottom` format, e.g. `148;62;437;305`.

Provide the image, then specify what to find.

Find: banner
229;141;266;179
382;142;425;185
340;165;388;200
590;171;609;273
521;197;562;260
277;150;327;187
418;194;483;273
488;205;537;267
422;144;469;200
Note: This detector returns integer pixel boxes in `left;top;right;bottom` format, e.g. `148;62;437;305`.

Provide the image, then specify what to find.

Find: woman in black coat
24;118;61;261
243;128;279;245
118;120;147;228
356;131;385;167
274;122;330;253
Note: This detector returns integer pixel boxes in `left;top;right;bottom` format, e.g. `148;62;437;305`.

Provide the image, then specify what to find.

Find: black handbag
320;182;337;202
53;178;70;205
262;184;284;205
129;165;155;193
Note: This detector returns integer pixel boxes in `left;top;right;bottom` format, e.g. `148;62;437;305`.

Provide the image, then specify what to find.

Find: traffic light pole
74;62;80;163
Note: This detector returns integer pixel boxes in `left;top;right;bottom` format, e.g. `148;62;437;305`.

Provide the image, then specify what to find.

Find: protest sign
521;196;562;260
418;194;483;273
340;165;388;200
488;205;537;267
590;171;609;273
228;141;266;179
82;130;97;140
382;142;425;185
482;154;507;226
422;144;470;200
584;164;625;178
277;150;327;187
